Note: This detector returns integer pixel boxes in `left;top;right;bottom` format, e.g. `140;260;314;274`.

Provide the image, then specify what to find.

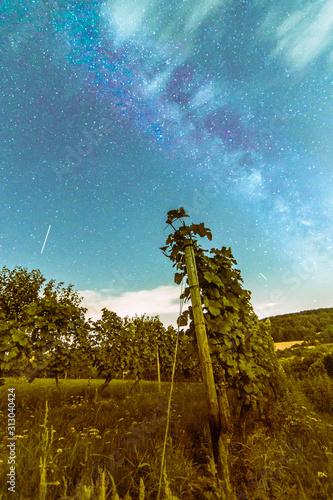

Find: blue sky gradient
1;0;332;325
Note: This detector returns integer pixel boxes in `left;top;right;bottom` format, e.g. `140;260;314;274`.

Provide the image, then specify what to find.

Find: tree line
266;308;333;343
0;266;199;387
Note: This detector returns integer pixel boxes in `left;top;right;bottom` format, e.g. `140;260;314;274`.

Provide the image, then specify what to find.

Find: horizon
78;282;332;328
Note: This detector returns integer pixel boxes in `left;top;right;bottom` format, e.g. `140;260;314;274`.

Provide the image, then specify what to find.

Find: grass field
274;341;305;350
0;376;333;499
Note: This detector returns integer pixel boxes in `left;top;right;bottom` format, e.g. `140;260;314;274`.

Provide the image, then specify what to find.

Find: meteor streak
41;225;51;254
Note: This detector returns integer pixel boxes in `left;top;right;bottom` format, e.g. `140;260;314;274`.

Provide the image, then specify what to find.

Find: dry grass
0;377;332;499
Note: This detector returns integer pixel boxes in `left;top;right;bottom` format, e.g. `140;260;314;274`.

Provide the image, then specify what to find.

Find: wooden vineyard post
184;242;220;446
184;241;235;498
156;347;161;392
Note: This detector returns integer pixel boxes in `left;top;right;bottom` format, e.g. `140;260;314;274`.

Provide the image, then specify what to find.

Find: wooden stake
156;347;161;392
184;240;235;499
184;242;221;455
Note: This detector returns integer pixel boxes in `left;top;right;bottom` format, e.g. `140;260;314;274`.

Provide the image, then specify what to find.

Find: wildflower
56;449;63;453
89;430;100;438
318;472;328;479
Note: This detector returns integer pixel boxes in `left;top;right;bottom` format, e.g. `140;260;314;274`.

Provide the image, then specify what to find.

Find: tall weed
0;378;332;499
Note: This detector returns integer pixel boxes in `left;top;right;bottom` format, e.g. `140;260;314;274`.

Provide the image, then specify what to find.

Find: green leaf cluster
162;208;283;415
267;307;333;343
91;310;196;382
0;266;89;382
0;265;198;385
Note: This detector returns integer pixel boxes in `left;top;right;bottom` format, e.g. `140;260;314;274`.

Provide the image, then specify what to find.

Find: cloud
238;169;265;198
79;285;183;327
190;82;217;110
102;0;154;42
102;0;227;53
185;0;226;32
265;0;333;70
252;302;279;319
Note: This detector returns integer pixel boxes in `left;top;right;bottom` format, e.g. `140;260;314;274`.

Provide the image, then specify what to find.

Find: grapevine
161;207;283;432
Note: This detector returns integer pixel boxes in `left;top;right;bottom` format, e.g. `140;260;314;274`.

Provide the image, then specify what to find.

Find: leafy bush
280;345;333;379
323;354;333;378
296;375;333;414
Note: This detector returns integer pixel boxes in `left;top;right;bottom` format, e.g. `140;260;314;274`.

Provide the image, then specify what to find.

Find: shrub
296;375;333;414
280;345;333;379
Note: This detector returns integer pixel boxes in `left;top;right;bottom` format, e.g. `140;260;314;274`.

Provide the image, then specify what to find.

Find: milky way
1;0;332;322
60;0;332;255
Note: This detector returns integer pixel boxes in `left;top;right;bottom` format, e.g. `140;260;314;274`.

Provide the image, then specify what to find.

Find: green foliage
91;309;127;380
234;390;333;500
91;311;195;384
0;379;220;499
296;375;333;414
162;208;283;425
267;307;333;343
1;378;332;500
0;265;196;386
0;266;46;321
0;266;89;382
279;344;333;380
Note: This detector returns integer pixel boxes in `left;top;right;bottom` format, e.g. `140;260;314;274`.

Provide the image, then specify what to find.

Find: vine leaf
203;271;223;286
174;273;184;285
162;206;283;421
166;207;189;225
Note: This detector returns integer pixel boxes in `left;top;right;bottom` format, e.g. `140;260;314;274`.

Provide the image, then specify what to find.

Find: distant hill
262;307;333;343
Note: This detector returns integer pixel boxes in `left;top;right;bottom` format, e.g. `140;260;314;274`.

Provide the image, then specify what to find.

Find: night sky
1;0;332;326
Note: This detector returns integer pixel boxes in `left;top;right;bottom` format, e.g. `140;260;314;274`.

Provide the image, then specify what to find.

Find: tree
0;266;90;384
320;325;333;344
25;280;90;385
0;266;46;382
91;309;191;393
268;308;333;342
91;309;130;393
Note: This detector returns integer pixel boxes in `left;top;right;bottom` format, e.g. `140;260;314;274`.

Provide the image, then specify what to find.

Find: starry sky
1;0;332;326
